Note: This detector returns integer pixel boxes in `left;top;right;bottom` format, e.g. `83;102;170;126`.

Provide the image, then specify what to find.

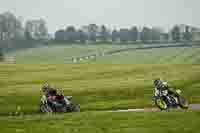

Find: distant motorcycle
40;94;80;113
154;89;189;111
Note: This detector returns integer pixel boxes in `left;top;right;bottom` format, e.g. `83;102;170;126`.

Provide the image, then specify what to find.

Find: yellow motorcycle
155;89;189;111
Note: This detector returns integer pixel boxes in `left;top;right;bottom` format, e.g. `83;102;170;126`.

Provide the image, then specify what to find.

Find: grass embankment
93;47;200;64
0;64;200;114
8;43;200;64
7;44;139;64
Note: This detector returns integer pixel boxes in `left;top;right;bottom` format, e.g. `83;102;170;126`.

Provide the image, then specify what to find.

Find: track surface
107;104;200;112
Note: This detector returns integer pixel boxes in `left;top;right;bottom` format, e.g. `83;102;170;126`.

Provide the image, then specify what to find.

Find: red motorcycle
40;94;80;113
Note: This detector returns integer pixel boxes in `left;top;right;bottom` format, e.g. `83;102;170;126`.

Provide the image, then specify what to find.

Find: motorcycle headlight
176;89;181;94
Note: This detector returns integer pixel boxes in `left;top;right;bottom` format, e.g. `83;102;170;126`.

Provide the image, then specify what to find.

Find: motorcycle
40;94;80;113
154;89;189;111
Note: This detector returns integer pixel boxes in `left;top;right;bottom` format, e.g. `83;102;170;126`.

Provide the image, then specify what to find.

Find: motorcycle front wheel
40;104;53;113
155;97;168;110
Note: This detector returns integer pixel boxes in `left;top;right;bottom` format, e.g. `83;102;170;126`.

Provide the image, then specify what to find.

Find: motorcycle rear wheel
178;96;189;109
71;104;80;112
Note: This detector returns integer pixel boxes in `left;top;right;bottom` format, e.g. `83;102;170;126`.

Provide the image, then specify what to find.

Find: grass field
2;43;200;133
7;43;200;64
0;64;200;115
91;46;200;64
7;44;139;64
1;111;200;133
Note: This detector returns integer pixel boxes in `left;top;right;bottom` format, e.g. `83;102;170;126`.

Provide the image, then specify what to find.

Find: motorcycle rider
153;79;176;105
41;83;71;105
42;83;57;96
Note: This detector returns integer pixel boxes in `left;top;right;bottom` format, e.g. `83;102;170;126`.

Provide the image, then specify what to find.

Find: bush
0;48;4;61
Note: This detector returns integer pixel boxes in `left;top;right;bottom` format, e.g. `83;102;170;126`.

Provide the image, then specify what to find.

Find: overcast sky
0;0;199;33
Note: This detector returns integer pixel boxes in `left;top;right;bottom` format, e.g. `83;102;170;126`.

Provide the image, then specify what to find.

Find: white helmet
162;81;168;88
42;83;50;92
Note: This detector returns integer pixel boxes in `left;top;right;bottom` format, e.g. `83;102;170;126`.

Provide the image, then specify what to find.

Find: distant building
190;27;200;41
160;33;169;42
177;24;192;41
119;28;130;42
191;31;200;41
192;32;200;41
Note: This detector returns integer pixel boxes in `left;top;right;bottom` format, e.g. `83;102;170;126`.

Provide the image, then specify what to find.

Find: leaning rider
42;83;58;101
153;78;175;98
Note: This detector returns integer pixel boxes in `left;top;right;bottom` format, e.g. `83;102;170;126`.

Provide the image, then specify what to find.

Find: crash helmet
153;78;163;88
42;83;50;92
161;81;169;88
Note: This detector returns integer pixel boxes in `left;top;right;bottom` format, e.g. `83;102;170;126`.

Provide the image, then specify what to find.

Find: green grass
7;44;140;64
93;47;200;64
1;111;200;133
2;44;200;133
0;64;200;114
7;43;199;64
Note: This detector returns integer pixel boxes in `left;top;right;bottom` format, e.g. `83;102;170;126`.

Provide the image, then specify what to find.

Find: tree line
0;12;49;50
55;24;194;43
0;11;197;50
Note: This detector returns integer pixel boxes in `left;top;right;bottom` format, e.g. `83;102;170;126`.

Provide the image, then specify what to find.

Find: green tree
88;24;98;42
99;25;109;42
38;19;48;39
55;29;65;41
111;29;118;42
140;27;152;42
78;30;87;43
0;12;23;41
66;26;76;32
119;28;130;42
0;48;4;61
24;29;32;40
171;25;181;42
65;25;77;42
183;26;192;41
130;26;138;42
151;27;163;41
25;19;48;40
